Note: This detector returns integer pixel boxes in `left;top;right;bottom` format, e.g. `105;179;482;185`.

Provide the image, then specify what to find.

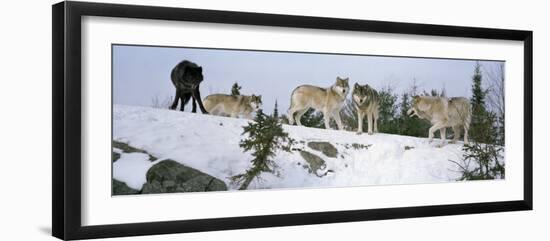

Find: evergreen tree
273;100;279;119
410;78;420;96
399;93;411;118
450;63;505;180
453;113;504;180
231;82;242;96
377;86;399;134
470;62;491;143
230;110;294;190
471;63;486;113
397;92;411;135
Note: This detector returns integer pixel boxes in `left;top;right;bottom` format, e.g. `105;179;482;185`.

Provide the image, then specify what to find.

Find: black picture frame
52;1;533;240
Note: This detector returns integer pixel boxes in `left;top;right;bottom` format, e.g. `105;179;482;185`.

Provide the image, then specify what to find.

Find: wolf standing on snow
169;60;209;114
407;96;471;145
203;94;262;119
288;77;350;130
352;83;380;135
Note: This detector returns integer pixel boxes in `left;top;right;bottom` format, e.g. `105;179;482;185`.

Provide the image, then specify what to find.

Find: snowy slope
113;105;476;191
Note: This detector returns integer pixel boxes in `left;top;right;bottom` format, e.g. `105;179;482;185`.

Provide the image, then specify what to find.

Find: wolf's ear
258;95;262;100
197;66;202;72
354;83;359;87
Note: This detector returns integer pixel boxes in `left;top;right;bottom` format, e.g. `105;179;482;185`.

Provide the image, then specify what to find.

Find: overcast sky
113;45;502;114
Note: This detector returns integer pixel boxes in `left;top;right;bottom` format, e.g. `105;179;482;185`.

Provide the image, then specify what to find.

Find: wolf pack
169;59;472;146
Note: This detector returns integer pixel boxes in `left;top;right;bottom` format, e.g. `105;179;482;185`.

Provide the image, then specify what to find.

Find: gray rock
141;159;227;194
111;142;227;194
307;141;338;157
404;146;415;150
112;140;157;161
112;179;139;195
162;180;176;187
141;180;162;194
299;150;326;175
205;178;229;191
177;175;228;192
351;143;372;150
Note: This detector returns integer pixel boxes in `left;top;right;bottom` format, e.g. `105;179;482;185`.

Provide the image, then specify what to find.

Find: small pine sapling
231;82;242;96
231;109;294;190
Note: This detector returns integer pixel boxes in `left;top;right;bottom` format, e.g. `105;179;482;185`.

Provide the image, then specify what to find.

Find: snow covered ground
113;105;486;191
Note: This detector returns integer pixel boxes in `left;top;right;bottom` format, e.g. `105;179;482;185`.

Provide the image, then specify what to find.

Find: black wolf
169;60;209;114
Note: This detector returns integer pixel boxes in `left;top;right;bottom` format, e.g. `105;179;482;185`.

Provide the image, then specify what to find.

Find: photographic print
53;3;532;239
111;44;506;195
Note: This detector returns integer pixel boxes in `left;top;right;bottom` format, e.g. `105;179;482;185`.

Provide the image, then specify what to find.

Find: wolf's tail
287;87;300;125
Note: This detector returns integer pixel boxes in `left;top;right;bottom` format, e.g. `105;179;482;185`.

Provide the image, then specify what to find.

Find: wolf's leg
367;112;373;135
191;97;197;113
334;111;344;130
192;89;209;114
357;111;364;134
287;112;294;125
428;123;446;143
287;106;297;125
440;127;446;145
451;125;461;144
373;109;379;133
435;127;447;147
323;108;332;130
428;126;436;142
295;108;308;126
324;116;332;130
170;89;180;110
442;100;450;125
180;93;192;111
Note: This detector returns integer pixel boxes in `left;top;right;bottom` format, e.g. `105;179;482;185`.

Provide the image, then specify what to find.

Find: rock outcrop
141;160;227;194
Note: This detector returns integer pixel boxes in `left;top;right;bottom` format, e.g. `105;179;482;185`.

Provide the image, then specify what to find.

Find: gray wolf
203;94;262;119
407;96;471;145
352;83;380;135
288;77;350;130
169;60;208;114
